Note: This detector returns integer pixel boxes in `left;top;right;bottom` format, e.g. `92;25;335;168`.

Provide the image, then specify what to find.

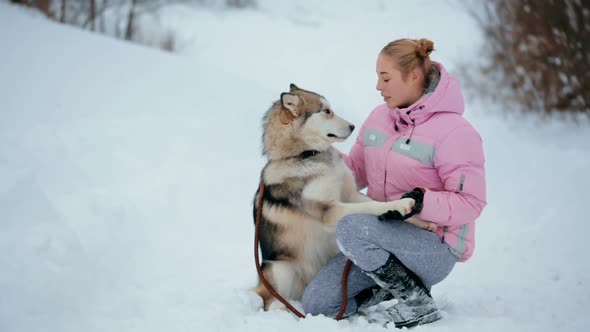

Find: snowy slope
1;1;589;332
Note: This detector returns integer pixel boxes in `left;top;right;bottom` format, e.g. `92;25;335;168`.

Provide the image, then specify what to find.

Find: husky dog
253;84;421;310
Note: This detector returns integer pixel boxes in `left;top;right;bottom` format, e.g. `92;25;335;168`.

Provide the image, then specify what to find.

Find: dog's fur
253;84;428;310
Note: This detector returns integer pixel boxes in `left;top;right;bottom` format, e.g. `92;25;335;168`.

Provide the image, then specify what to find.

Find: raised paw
396;197;415;216
379;198;416;221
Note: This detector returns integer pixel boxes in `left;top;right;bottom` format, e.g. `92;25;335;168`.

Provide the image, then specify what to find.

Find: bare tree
36;0;50;16
90;0;96;31
467;0;590;119
11;0;52;17
60;0;65;23
10;0;259;52
98;0;108;32
81;0;110;30
125;0;138;41
225;0;256;9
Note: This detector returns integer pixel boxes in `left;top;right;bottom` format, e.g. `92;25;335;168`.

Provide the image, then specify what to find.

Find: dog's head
262;84;355;159
280;84;355;141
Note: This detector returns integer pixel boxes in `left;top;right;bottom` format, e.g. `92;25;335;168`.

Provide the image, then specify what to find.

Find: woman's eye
323;109;331;114
384;79;390;83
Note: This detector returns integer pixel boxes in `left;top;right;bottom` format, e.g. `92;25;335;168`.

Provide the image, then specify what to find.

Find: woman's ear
412;68;421;81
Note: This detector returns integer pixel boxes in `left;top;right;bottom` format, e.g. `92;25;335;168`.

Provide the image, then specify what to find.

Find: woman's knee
336;214;361;239
301;286;340;317
336;214;371;251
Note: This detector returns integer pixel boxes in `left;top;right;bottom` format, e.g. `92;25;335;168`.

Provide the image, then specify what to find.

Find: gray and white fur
253;84;418;310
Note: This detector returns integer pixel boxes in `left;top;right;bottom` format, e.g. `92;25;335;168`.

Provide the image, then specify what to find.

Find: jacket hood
389;62;465;128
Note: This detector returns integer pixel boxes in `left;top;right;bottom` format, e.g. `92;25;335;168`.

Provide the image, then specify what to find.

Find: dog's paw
268;300;288;311
396;197;415;216
378;198;415;221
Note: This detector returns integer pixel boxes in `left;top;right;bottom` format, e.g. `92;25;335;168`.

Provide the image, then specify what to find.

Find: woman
301;38;487;328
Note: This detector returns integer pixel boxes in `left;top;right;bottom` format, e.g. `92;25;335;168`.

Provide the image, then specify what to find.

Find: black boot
356;285;394;310
364;254;441;328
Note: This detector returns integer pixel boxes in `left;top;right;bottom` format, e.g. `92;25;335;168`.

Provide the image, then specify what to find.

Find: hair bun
415;38;434;58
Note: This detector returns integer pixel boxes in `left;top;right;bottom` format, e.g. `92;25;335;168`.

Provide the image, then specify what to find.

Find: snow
1;1;589;331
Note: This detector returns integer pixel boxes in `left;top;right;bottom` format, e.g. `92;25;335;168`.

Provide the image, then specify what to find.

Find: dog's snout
349;124;355;132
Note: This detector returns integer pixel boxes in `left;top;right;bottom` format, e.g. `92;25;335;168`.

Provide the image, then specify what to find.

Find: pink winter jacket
342;62;486;262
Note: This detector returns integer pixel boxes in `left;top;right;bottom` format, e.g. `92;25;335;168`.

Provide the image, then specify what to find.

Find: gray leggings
301;214;459;317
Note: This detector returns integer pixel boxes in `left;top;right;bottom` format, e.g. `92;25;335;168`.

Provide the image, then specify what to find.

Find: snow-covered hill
1;1;589;331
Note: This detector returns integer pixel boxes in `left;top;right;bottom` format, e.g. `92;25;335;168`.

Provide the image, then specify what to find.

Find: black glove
378;209;405;221
401;187;424;213
378;187;425;221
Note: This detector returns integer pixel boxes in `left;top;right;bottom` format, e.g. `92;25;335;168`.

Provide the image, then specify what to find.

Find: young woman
301;38;487;328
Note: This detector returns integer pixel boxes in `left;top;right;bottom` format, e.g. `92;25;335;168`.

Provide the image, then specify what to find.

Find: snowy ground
1;1;589;331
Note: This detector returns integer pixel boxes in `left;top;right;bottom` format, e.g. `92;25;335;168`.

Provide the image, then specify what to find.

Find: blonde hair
381;38;434;82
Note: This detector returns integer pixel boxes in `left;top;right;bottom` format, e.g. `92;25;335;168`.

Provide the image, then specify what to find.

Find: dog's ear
280;92;300;124
289;83;300;92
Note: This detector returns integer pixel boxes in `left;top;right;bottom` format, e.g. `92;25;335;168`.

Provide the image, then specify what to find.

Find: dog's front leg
340;171;372;203
304;199;415;228
346;190;373;203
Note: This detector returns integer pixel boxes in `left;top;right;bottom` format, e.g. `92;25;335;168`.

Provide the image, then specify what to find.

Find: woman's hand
401;187;437;231
401;187;425;213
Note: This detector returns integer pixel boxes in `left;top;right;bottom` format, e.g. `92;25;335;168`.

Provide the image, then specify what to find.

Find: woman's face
376;53;423;108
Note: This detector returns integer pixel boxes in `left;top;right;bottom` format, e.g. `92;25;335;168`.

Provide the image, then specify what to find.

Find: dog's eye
323;109;331;114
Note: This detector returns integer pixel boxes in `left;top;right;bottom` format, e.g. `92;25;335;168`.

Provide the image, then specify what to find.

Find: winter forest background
12;0;590;118
1;1;589;332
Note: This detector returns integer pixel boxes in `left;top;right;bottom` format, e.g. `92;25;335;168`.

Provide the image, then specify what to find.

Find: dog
253;84;433;311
